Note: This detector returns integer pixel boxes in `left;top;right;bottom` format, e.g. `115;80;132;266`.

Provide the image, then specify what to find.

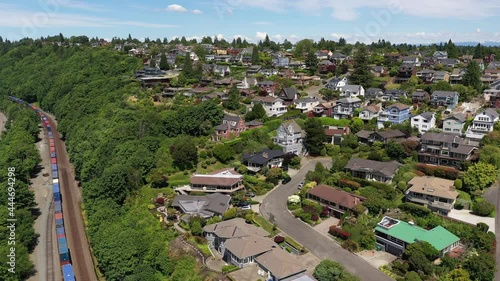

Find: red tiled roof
324;128;347;136
307;185;365;209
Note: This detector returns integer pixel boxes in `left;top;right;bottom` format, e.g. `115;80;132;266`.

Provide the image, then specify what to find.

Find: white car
298;182;304;189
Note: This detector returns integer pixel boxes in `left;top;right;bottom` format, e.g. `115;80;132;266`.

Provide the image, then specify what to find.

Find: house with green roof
374;216;460;256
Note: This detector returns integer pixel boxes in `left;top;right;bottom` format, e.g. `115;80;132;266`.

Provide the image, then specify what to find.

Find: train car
50;152;56;158
51;164;57;171
56;226;66;239
62;264;76;281
55;213;64;227
51;158;57;165
50;146;56;153
52;169;58;179
58;237;70;264
54;201;62;214
53;183;61;201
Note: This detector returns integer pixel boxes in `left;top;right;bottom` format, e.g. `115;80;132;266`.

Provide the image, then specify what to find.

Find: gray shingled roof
445;113;466;123
242;149;285;165
345;158;401;178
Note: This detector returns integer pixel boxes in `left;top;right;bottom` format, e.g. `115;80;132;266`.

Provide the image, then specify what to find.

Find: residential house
326;76;348;90
237;77;257;90
359;105;381;121
421;57;437;68
418;132;477;169
482;69;500;84
203;219;307;280
274;120;305;155
332;97;362;119
474;59;485;71
395;64;416;83
272;57;290;68
307;185;366;218
277;87;300;105
487;61;500;69
372;66;387;77
258;80;278;96
313;102;336;117
242;149;285;172
402;56;420;66
331;53;348;64
202;91;229;102
294;97;320;113
375;216;460;256
442;113;466;134
247;65;262;75
384;53;402;63
324;126;350;145
412;90;430;104
260;68;279;76
377;103;411;128
433;51;448;60
318;60;335;73
214;115;247;141
251;96;287;117
405;176;458;215
438;59;459;68
315;50;330;60
430;91;460;109
339;85;365;98
465;108;500;140
172;193;231;218
449;68;466;85
460;55;473;64
411;112;436;133
214;65;231;77
365;88;385;100
382;90;408;101
245;120;264;129
416;69;436;83
489;92;500;109
434;71;450;83
369;130;406;144
345;158;401;183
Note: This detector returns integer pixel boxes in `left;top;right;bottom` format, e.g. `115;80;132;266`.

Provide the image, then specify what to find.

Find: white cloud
215;34;224;40
477;28;481;33
191;9;203;14
256;32;267;40
58;0;107;12
166;4;188;13
252;21;272;25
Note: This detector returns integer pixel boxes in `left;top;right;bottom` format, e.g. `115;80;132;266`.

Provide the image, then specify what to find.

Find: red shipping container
55;213;63;220
60;260;70;266
50;147;56;153
56;233;66;239
51;158;57;164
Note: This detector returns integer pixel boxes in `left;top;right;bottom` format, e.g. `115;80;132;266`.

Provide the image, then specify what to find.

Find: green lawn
253;215;278;236
385;83;401;90
284;236;304;251
168;173;190;186
187;236;212;256
457;190;471;201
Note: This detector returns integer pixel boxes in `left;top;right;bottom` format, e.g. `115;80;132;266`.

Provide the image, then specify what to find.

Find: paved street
260;158;393;281
484;181;500;281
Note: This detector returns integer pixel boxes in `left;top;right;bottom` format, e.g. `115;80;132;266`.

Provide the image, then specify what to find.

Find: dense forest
0;41;224;280
0;104;40;280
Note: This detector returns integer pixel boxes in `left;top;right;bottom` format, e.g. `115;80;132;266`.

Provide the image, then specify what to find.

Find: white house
326;76;347;90
359;105;381;121
465;108;499;140
339;85;365;98
411;112;436;133
443;113;466;134
251;96;287;117
294;97;320;113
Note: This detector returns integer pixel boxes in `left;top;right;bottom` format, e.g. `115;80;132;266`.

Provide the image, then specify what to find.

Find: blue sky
1;0;500;44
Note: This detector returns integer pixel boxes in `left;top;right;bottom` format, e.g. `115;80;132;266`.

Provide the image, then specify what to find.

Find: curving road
46;113;98;281
260;158;393;281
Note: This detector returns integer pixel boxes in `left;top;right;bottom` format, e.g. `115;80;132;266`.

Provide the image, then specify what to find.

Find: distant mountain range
455;41;500;47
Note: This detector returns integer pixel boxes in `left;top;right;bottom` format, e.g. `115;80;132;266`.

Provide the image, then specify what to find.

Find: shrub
222;265;239;273
320;206;330;217
477;222;489;233
342;239;359;252
397;181;407;191
472;200;495;217
338;179;361;190
274;236;285;243
399;203;431;217
415;164;460;179
329;226;351;240
155;197;165;205
311;214;319;221
454;179;463;190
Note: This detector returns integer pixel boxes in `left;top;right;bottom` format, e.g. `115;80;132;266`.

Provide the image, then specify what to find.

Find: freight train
7;96;76;281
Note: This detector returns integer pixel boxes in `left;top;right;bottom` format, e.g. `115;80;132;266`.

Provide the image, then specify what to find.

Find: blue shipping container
56;226;65;236
54;201;62;213
53;183;60;193
56;218;64;226
51;164;57;170
58;238;70;261
54;193;61;202
52;171;58;179
50;152;56;158
62;264;75;281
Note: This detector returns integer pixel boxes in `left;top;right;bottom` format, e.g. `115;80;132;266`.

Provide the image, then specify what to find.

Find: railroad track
45;199;55;281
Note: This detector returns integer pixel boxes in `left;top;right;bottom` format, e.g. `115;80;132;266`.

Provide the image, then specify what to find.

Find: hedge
415;163;460;179
339;179;361;190
329;226;351;240
398;203;432;217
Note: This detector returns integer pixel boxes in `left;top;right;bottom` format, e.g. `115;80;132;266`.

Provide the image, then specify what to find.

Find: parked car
246;192;256;197
282;177;291;184
298;182;304;189
241;204;252;210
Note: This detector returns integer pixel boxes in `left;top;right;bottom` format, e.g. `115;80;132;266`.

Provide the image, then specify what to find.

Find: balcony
465;130;487;140
428;200;453;210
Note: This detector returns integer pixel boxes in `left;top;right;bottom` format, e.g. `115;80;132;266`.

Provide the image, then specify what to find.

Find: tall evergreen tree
222;85;240;110
0;36;3;43
159;53;170;70
463;61;483;92
127;33;132;41
349;45;373;88
305;51;318;75
304;118;326;156
252;47;261;65
162;37;168;44
445;39;459;58
149;57;156;68
182;52;193;78
473;43;483;59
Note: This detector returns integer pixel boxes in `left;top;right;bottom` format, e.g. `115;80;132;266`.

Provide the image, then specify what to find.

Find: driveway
314;217;340;236
260;158;393;281
448;209;495;234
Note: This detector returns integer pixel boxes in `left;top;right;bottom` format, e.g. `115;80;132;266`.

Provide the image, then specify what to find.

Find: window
444;128;451;131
